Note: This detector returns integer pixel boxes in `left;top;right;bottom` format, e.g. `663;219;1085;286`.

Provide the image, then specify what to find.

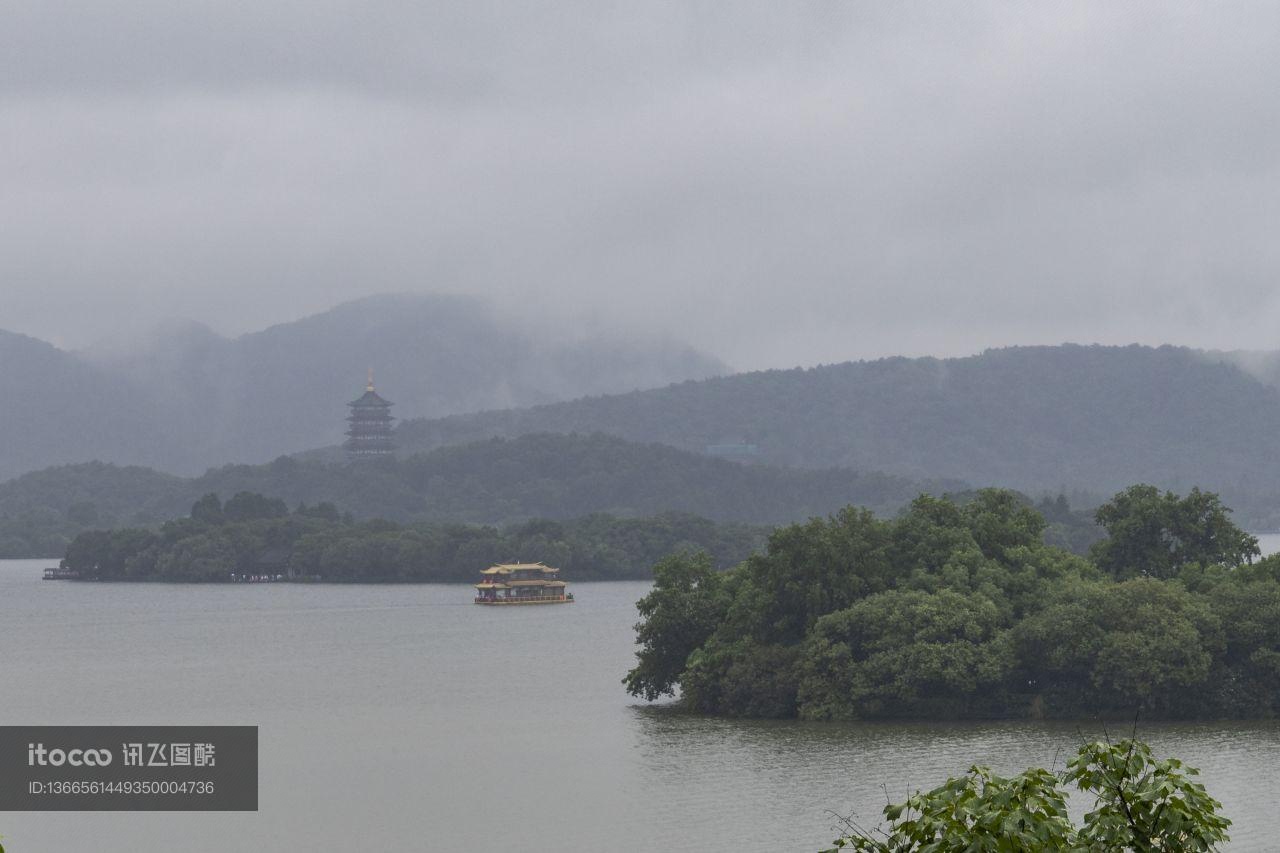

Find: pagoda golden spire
366;367;375;392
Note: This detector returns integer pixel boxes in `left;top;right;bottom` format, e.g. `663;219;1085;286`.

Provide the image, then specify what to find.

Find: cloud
3;1;1279;367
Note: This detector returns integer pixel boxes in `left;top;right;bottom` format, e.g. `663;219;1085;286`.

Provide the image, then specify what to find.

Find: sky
3;1;1278;370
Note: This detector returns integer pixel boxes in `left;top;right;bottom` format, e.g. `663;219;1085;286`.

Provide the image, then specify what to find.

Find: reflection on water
0;560;1277;852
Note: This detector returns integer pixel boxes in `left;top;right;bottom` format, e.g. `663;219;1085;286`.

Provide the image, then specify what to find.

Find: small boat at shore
474;562;574;605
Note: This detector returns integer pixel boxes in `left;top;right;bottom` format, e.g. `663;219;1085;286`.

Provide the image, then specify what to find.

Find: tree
62;527;158;579
223;491;288;523
1014;579;1222;717
1091;485;1258;580
624;552;727;701
798;589;1014;720
190;493;224;525
678;636;802;717
961;488;1047;562
827;738;1230;852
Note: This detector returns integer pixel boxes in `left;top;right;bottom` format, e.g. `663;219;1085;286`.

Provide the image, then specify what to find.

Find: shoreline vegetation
626;485;1279;721
45;485;1101;583
54;492;766;583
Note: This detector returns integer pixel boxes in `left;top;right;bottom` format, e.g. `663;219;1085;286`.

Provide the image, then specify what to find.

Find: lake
1;557;1278;852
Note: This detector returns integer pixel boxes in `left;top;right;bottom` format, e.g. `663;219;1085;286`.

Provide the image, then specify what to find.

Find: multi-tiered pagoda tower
345;370;395;460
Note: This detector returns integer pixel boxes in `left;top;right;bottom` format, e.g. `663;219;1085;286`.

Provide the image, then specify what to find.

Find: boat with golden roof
474;562;574;605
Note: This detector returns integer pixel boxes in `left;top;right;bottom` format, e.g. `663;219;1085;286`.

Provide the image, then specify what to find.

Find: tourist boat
474;562;574;605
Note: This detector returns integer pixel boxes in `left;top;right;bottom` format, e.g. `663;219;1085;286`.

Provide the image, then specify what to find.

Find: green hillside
393;344;1280;526
0;433;965;557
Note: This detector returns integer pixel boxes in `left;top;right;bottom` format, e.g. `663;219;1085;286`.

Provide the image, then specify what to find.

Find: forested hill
394;344;1280;524
0;433;966;557
0;293;726;481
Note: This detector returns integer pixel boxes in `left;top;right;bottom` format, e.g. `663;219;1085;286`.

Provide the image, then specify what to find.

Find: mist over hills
0;293;727;481
394;344;1280;525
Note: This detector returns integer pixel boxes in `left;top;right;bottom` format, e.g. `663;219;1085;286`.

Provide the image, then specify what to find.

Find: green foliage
680;636;802;718
829;765;1075;852
1066;739;1231;851
190;493;224;525
799;589;1015;720
629;486;1280;720
59;507;767;584
222;491;288;522
1091;485;1259;579
624;553;728;701
1015;580;1222;717
826;739;1229;852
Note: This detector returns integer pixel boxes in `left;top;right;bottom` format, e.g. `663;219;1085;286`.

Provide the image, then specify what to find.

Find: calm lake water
2;556;1280;852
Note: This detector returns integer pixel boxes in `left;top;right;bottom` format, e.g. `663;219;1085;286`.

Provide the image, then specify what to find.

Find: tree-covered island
57;492;767;582
626;485;1276;720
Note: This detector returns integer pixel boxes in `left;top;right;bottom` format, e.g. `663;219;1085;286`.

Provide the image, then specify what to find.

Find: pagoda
344;369;395;460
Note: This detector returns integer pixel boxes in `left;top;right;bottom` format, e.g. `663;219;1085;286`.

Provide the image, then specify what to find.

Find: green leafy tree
723;506;896;647
1067;738;1231;851
1014;579;1222;717
190;492;224;525
222;491;288;523
62;527;158;579
829;765;1075;851
798;589;1015;719
631;490;1111;719
827;739;1229;852
961;488;1047;562
1091;485;1258;579
624;552;727;701
678;636;802;718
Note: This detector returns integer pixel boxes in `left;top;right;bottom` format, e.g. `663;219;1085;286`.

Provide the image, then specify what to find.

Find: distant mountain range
392;344;1280;526
0;293;727;481
8;328;1280;550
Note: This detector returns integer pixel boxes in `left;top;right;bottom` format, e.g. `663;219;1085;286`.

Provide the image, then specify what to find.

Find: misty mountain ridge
391;343;1280;526
0;293;728;481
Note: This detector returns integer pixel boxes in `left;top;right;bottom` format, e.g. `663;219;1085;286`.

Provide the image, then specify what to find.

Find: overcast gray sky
3;1;1278;369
